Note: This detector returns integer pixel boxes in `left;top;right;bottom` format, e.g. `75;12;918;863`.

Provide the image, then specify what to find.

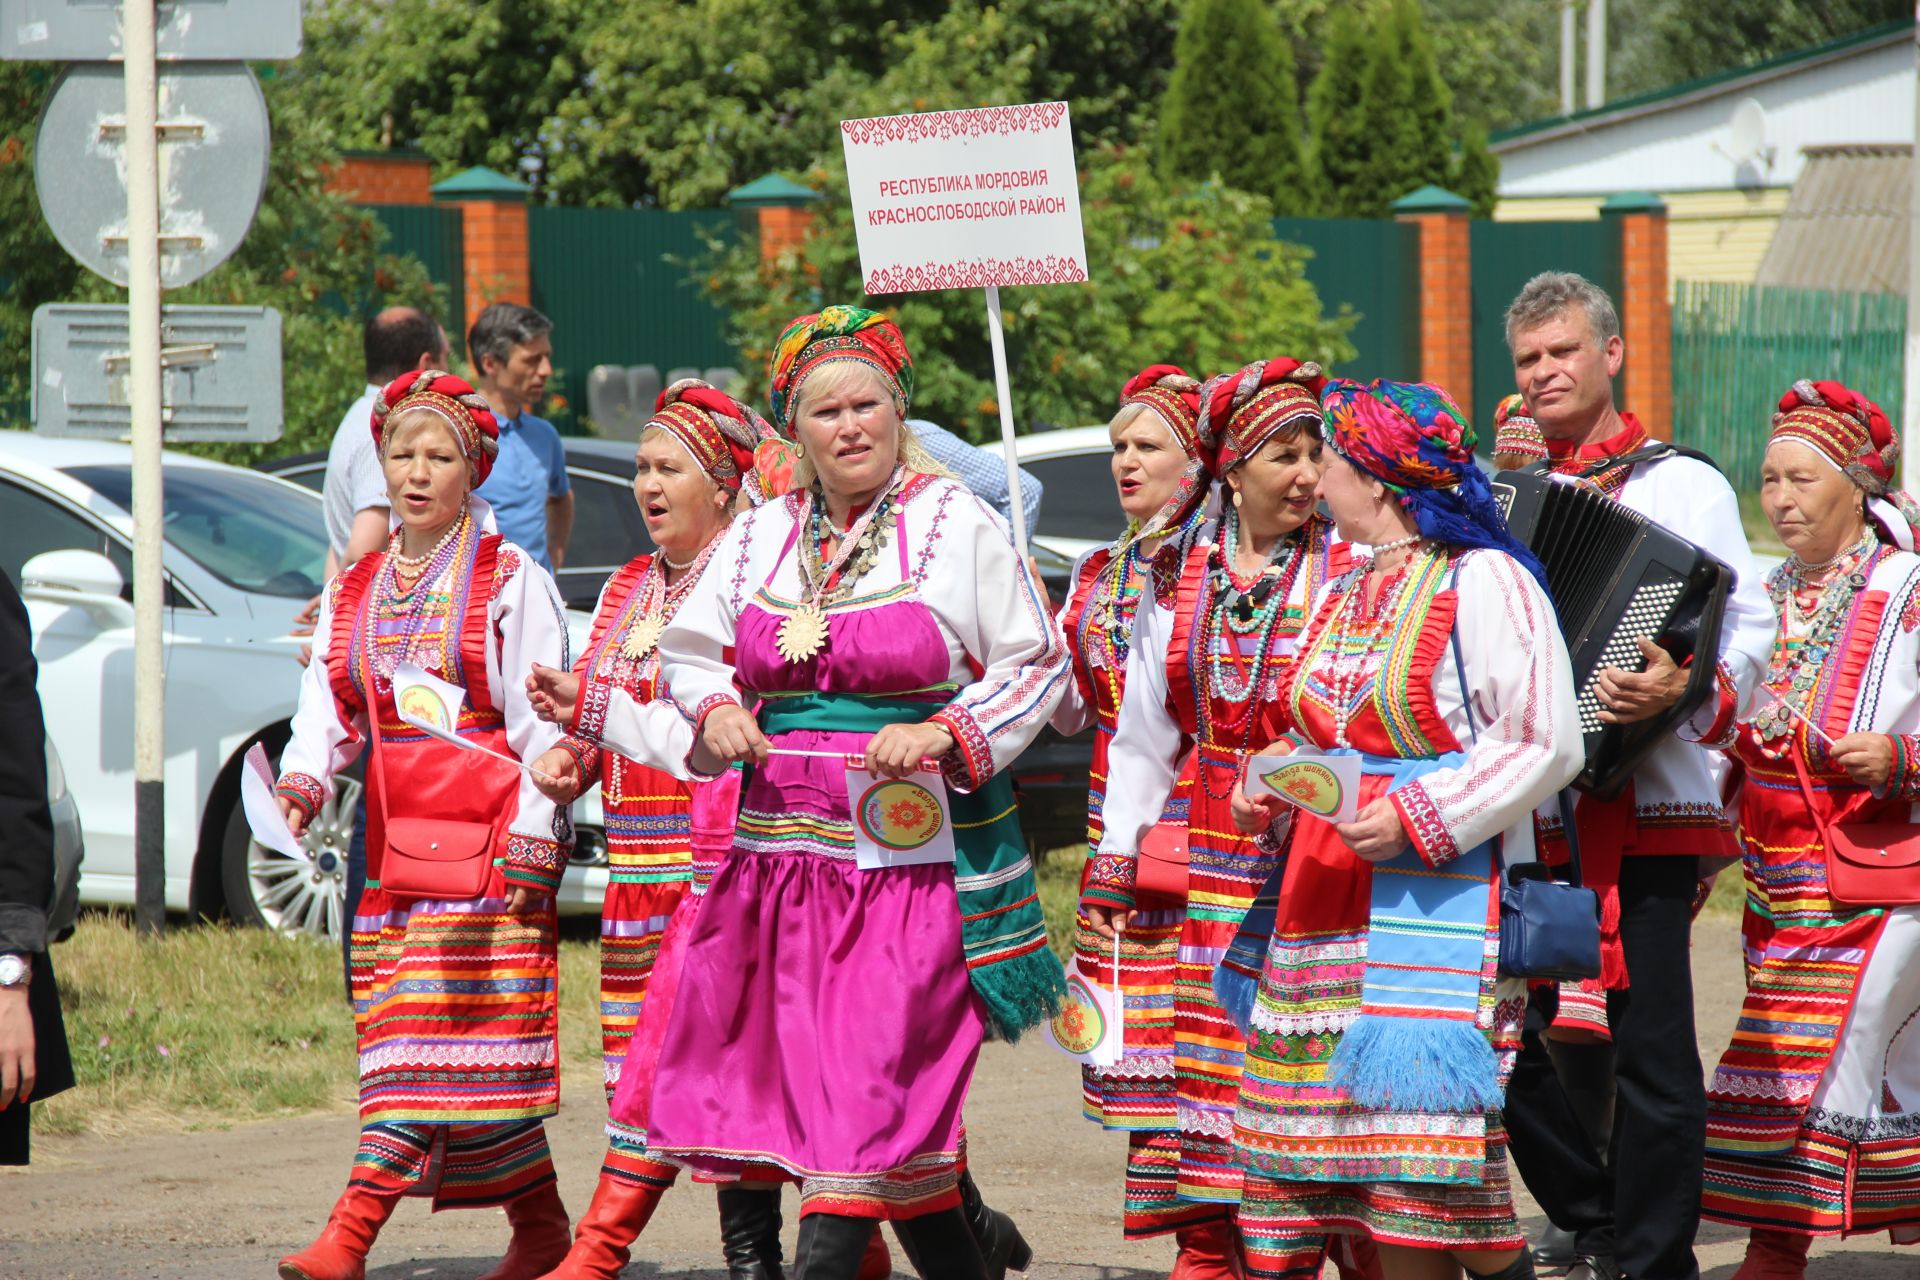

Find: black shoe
891;1206;990;1280
1532;1222;1579;1270
955;1171;1033;1279
717;1186;785;1280
1564;1254;1623;1280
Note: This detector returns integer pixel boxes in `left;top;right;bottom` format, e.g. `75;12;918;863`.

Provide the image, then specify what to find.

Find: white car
0;432;606;940
980;425;1118;573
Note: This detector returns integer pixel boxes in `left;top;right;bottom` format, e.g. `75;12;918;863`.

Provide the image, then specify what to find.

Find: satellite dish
1728;98;1770;165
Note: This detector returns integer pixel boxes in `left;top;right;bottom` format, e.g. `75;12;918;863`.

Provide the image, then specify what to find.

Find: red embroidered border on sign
866;255;1088;293
841;103;1069;146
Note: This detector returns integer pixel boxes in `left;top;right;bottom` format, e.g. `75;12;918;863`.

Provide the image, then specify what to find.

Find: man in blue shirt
469;303;573;574
906;418;1043;543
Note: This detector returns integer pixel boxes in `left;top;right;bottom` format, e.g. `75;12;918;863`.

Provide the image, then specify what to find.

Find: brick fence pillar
1392;185;1475;413
324;149;435;205
726;173;823;265
1602;192;1672;441
432;167;533;334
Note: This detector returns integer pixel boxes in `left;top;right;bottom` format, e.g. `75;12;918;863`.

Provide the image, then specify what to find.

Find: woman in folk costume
1702;380;1920;1279
638;306;1069;1280
517;381;792;1279
274;371;576;1280
1081;358;1355;1278
1228;379;1583;1280
1490;392;1614;1274
1049;365;1211;1253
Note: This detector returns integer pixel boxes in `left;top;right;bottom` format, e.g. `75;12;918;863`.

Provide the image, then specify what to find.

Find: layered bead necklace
611;532;725;670
778;466;905;663
1321;543;1433;750
366;509;474;689
1192;505;1305;798
1751;525;1881;750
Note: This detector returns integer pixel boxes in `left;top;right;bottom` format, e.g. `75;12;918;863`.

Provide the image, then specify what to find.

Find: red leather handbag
1134;821;1190;907
1791;749;1920;907
382;816;496;900
370;715;499;903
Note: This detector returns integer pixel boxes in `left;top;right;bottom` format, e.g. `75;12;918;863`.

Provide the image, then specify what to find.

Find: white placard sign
840;102;1087;295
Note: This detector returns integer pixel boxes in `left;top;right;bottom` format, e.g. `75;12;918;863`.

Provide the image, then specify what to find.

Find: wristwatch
0;954;30;989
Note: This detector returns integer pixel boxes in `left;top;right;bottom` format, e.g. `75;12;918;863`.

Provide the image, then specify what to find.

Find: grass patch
1737;491;1786;559
40;913;606;1140
1036;844;1088;962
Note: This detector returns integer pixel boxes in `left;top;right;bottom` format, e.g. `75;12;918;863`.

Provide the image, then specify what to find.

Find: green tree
1304;8;1374;215
1154;0;1307;211
702;145;1355;441
1611;0;1908;97
0;63;439;463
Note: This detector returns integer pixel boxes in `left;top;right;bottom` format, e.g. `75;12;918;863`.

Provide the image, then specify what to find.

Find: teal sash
757;692;1067;1040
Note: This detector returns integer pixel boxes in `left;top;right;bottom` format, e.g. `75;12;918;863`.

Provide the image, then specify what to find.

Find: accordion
1491;468;1733;798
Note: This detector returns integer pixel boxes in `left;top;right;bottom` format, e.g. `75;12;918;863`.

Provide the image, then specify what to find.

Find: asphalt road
2;910;1914;1278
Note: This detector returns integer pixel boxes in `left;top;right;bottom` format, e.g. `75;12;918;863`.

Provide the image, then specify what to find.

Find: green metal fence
528;207;739;432
367;203;466;343
1672;280;1907;488
1271;217;1419;381
1470;219;1623;432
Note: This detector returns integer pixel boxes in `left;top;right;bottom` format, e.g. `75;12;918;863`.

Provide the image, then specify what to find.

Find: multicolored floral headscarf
648;378;793;505
1114;363;1208;543
1770;378;1920;548
1199;358;1325;474
371;370;501;485
1492;393;1548;465
767;305;914;436
1322;377;1548;588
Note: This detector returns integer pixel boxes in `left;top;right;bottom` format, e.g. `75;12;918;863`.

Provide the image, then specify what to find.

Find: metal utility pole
1560;1;1578;116
1905;2;1920;495
124;0;167;937
1585;0;1608;110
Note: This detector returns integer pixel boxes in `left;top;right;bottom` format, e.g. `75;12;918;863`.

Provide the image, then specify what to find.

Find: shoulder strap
1520;441;1721;481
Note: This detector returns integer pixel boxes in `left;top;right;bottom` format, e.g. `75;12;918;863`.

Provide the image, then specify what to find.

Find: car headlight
43;738;68;804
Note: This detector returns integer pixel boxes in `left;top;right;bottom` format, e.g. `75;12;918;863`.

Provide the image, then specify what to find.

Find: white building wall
1496;40;1912;197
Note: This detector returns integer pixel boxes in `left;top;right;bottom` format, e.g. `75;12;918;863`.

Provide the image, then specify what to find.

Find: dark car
261;438;654;612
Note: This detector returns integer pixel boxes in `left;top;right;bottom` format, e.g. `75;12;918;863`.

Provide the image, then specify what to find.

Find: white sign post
841;102;1089;558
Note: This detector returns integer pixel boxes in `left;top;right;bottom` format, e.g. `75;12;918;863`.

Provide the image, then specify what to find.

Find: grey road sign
2;0;302;61
35;60;269;289
33;303;284;443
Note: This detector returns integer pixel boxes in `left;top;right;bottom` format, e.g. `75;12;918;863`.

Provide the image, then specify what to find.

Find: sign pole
124;0;168;937
982;285;1030;560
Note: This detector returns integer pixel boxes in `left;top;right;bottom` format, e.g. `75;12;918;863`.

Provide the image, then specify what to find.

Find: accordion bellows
1492;469;1733;797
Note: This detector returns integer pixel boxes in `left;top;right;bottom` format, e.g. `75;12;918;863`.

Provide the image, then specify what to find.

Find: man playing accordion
1495;273;1774;1280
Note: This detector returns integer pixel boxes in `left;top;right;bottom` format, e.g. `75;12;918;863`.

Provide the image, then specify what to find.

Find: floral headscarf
767;305;914;436
1770;378;1920;548
1114;364;1208;543
648;378;793;504
371;370;501;485
1322;377;1548;588
1199;358;1325;474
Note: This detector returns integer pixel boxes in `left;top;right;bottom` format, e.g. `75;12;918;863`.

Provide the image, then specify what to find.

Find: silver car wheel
247;773;358;940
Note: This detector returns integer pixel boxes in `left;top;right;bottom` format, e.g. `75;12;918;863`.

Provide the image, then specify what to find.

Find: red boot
532;1174;666;1279
477;1183;573;1280
858;1224;894;1279
278;1183;402;1280
1170;1223;1245;1280
1730;1229;1812;1280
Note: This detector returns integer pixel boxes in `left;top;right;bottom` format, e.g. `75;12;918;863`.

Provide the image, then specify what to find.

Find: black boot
1533;1038;1617;1271
792;1212;881;1280
890;1207;990;1280
955;1171;1032;1279
1465;1253;1538;1280
718;1186;786;1280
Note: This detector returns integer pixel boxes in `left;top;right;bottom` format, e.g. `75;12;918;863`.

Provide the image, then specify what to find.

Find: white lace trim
1178;1101;1238;1138
1089;1054;1176;1081
359;1039;556;1072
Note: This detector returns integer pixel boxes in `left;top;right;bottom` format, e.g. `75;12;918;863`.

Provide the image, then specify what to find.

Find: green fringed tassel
969;947;1069;1042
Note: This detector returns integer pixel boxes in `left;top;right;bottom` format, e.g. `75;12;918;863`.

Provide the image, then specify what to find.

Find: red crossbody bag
369;712;497;902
